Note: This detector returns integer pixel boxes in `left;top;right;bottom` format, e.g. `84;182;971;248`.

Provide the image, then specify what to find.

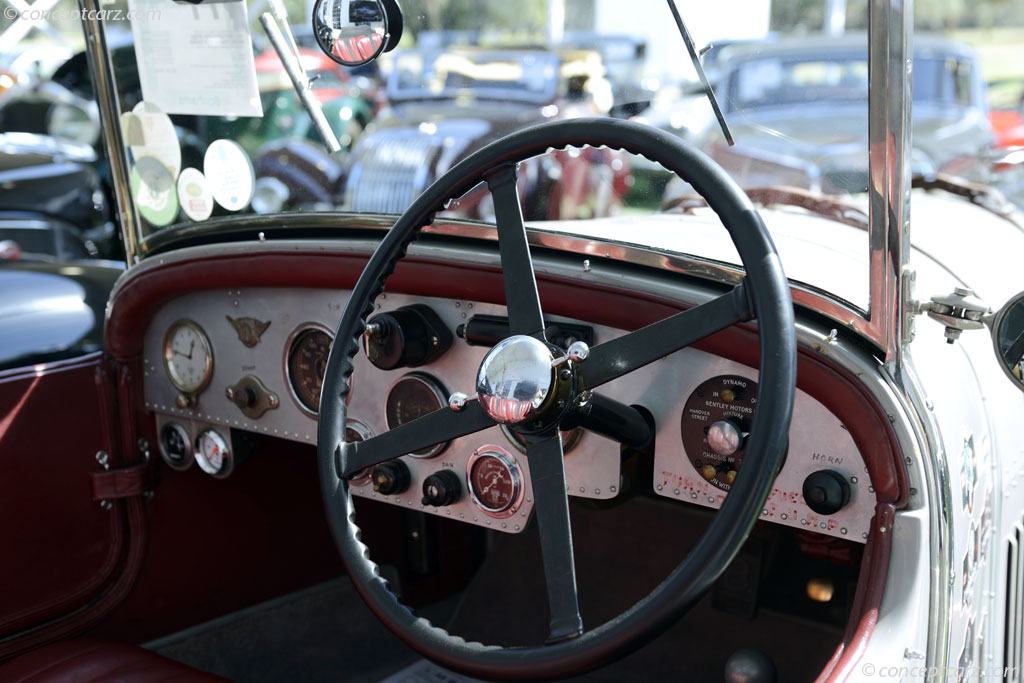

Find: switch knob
802;469;851;516
371;461;410;495
364;304;453;370
421;470;461;507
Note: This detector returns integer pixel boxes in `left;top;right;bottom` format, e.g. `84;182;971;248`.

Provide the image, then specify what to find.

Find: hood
713;104;994;192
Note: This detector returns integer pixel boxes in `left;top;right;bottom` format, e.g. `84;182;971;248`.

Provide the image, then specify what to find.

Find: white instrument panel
142;288;875;541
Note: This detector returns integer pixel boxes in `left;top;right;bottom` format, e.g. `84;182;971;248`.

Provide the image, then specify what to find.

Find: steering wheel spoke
336;400;494;477
525;433;584;643
485;163;546;338
580;281;753;389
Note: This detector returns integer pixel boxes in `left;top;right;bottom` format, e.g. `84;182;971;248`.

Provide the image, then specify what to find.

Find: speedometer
286;324;337;416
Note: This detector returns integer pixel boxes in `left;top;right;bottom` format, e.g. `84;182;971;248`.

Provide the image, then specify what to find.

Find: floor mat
145;578;419;683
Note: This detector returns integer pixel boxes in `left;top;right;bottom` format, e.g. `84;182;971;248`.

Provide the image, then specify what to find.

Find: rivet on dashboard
841;528;848;535
762;509;768;516
595;489;601;495
781;513;788;520
656;484;663;491
673;488;680;495
851;476;858;484
610;486;617;493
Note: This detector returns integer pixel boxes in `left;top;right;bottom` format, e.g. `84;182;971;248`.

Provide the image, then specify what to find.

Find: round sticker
123;102;181;181
177;167;214;222
130;157;178;227
204;139;255;212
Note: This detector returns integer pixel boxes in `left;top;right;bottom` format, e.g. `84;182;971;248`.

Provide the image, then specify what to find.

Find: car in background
645;34;995;198
342;47;630;220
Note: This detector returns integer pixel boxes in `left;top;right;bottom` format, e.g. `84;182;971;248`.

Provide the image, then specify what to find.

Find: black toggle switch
421;470;461;507
802;469;851;516
371;460;410;495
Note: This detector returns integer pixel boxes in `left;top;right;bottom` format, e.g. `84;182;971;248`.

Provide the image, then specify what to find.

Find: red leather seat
0;640;227;682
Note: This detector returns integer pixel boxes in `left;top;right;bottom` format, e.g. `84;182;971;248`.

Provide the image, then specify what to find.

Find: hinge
909;283;992;344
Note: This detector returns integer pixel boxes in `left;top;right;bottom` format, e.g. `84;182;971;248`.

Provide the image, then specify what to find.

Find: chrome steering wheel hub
476;335;557;424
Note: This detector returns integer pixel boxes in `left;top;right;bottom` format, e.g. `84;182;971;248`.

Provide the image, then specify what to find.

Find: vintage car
2;1;1024;682
342;46;629;219
644;34;996;195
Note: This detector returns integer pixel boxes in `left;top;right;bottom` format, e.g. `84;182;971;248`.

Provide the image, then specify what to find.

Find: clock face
163;320;213;395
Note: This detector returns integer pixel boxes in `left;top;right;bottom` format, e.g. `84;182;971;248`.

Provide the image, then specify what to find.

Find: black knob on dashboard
421;470;461;507
364;304;453;370
802;469;851;516
371;461;410;495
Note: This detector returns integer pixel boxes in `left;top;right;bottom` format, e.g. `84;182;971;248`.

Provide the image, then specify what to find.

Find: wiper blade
666;0;733;146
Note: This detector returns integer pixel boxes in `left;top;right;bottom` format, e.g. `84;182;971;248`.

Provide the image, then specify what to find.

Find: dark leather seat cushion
0;640;228;682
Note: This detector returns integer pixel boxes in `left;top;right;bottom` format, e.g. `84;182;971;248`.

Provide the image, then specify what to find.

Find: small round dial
346;419;373;485
384;373;449;458
467;447;523;517
286;325;337;415
195;429;232;477
159;422;193;470
680;375;757;492
162;320;213;395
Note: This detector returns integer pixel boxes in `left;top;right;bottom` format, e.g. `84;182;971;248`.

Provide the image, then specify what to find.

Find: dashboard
142;287;876;541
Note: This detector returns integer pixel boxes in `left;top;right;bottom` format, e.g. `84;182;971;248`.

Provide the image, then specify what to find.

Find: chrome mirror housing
312;0;401;67
991;291;1024;389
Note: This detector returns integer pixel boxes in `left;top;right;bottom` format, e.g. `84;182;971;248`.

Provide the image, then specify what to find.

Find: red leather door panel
0;353;129;651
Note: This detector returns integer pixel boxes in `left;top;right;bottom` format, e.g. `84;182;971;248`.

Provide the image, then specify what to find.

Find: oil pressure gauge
163;319;213;407
467;446;523;518
195;428;233;478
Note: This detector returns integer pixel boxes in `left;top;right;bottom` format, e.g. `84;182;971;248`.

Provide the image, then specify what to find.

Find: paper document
127;0;262;117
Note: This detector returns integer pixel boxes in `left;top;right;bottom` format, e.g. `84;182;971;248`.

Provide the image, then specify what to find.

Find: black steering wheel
318;118;796;680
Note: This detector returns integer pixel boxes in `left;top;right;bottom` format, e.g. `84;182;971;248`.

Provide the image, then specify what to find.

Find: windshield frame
79;0;911;363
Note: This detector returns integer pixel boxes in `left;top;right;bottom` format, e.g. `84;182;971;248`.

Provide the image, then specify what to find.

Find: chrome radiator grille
346;131;438;214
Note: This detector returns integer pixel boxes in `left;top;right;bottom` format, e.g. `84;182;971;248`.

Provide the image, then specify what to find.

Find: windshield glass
9;0;1020;314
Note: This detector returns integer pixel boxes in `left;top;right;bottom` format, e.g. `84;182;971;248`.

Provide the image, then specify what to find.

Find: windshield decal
177;168;215;222
127;0;262;117
204;139;255;212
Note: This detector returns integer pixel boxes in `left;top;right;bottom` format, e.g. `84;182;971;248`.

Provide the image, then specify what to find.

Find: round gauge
467;446;523;517
194;429;232;477
158;422;193;470
501;424;583;455
163;320;213;397
346;419;373;485
384;373;449;458
286;325;338;416
680;375;758;492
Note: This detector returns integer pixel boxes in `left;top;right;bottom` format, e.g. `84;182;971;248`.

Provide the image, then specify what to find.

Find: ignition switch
364;304;453;370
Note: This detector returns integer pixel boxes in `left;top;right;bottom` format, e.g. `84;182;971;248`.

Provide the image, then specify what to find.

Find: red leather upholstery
0;640;227;683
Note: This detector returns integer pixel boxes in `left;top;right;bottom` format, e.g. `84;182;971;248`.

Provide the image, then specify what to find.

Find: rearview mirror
312;0;402;67
991;291;1024;388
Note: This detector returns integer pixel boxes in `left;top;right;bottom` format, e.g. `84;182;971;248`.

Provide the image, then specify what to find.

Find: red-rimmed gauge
467;446;523;517
680;375;757;492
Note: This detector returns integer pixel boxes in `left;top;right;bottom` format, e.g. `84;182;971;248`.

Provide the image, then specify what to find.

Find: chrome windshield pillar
78;0;141;265
867;0;912;366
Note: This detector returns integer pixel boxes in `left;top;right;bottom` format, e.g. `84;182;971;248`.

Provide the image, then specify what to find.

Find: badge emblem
227;316;271;348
